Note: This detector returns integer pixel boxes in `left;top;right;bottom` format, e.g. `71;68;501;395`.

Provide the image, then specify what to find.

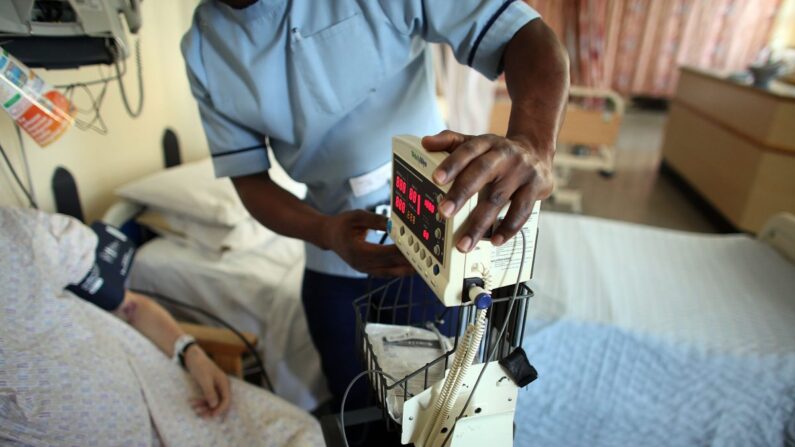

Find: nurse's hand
422;130;554;253
321;210;414;277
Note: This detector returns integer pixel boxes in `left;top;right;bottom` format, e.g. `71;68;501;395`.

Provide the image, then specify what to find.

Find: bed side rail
758;213;795;264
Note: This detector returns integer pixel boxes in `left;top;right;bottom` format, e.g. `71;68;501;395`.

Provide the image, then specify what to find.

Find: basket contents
365;322;456;420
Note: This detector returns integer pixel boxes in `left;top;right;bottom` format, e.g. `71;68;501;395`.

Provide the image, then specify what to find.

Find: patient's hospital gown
0;208;323;446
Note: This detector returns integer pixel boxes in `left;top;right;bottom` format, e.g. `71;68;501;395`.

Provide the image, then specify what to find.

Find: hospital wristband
172;334;197;368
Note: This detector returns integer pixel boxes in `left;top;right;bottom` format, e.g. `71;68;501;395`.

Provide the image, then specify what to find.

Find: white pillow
116;157;307;227
117;159;247;227
137;208;276;253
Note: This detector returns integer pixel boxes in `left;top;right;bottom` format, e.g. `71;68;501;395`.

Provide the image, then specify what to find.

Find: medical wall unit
352;136;540;447
0;0;141;69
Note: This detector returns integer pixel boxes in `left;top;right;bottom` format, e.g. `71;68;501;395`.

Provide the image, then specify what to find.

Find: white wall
0;0;207;221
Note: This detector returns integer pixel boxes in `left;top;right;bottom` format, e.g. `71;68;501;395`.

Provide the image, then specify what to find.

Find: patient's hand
185;345;232;418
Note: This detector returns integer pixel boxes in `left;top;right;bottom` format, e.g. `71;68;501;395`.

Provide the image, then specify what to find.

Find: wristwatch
172;334;197;368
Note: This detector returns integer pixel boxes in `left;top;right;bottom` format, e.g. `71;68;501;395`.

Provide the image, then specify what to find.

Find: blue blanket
514;319;795;446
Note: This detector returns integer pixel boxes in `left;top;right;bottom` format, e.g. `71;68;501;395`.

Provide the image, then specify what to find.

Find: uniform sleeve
378;0;540;80
181;26;270;178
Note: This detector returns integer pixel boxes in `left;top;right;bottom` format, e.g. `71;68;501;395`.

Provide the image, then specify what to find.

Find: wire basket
353;276;534;431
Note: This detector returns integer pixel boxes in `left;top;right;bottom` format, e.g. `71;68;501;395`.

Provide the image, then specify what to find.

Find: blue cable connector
468;285;493;309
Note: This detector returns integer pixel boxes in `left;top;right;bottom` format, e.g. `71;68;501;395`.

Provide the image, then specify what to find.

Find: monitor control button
432;264;440;276
425;257;432;268
433;245;440;256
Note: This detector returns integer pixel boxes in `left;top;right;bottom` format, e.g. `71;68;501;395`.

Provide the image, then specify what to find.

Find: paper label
0;47;74;147
349;161;392;197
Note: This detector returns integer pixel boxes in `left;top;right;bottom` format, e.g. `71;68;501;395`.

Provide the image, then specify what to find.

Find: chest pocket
291;13;383;115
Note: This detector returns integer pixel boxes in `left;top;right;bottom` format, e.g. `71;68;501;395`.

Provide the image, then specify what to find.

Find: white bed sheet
128;235;330;411
529;212;795;355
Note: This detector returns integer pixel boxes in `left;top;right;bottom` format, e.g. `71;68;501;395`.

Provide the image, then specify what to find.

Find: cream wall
771;0;795;51
0;0;207;221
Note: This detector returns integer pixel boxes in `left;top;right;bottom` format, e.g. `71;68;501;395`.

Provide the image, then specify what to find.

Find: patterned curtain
529;0;783;97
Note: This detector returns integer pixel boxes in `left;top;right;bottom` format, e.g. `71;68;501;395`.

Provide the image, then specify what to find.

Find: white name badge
349;161;391;198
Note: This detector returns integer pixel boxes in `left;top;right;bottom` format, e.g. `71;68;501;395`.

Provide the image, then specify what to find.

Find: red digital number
424;198;436;214
395;176;407;194
408;188;422;216
394;196;406;214
422;229;430;240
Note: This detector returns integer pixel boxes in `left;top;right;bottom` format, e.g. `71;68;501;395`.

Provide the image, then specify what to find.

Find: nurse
182;0;568;407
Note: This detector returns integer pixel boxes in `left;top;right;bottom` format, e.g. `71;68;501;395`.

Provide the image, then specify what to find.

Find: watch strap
172;334;197;368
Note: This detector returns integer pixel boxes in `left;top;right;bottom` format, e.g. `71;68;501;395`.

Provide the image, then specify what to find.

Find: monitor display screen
392;154;447;265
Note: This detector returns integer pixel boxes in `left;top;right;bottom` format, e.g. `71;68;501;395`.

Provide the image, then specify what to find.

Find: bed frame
490;83;625;213
759;213;795;263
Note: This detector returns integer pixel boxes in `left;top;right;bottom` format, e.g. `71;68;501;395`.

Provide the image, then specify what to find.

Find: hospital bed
55;125;793;441
67;131;330;411
515;212;795;445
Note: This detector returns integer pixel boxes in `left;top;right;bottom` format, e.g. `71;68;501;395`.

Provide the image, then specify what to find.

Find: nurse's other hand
321;210;414;277
185;344;232;418
422;130;553;253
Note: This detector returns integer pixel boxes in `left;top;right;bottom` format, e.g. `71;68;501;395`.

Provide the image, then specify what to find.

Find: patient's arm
114;290;231;418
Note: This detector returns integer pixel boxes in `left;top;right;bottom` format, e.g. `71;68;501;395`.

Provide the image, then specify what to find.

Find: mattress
128;235;329;411
514;212;795;445
528;212;795;354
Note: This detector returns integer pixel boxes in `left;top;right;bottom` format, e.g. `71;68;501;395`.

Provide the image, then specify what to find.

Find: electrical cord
129;288;275;392
14;125;35;206
52;39;141;133
64;80;109;135
47;39;140;135
340;369;398;447
0;141;37;208
363;229;390;302
54;58;127;89
440;229;528;447
114;38;144;118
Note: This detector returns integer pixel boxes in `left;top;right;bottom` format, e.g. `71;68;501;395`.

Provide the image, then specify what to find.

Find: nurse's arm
423;19;569;252
232;172;414;277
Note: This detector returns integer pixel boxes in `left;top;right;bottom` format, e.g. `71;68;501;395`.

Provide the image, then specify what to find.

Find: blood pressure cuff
66;222;136;311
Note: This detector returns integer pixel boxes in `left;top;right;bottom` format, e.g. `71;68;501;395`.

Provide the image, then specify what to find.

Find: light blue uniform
182;0;539;277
